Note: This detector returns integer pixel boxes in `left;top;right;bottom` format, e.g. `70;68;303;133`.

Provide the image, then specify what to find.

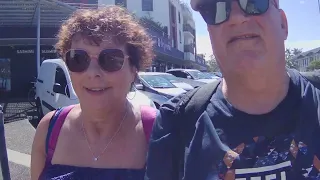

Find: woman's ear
131;66;138;83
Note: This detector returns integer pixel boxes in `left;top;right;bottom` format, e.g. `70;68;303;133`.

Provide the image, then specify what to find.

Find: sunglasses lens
65;50;90;72
239;0;269;15
199;1;230;25
199;0;269;25
99;49;125;72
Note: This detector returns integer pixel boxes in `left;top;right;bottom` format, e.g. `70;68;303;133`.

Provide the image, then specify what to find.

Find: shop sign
156;37;171;51
41;49;56;54
17;50;34;54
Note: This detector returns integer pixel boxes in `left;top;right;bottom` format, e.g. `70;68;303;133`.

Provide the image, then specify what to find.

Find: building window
54;67;70;97
170;3;176;23
179;30;182;43
0;58;11;92
178;12;181;23
115;0;127;7
142;0;153;11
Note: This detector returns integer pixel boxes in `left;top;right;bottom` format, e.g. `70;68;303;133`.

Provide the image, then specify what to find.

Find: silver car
136;72;187;108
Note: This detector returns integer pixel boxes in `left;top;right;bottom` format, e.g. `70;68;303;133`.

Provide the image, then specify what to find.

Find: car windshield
204;72;219;79
140;75;176;88
188;71;209;80
159;74;179;83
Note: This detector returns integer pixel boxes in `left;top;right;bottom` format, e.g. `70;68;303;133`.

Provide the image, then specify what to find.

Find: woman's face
67;35;136;110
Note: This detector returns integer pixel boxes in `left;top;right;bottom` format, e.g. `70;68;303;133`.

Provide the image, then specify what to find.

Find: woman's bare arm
30;111;54;180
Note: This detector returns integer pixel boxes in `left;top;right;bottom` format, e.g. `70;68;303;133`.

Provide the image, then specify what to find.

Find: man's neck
222;68;290;115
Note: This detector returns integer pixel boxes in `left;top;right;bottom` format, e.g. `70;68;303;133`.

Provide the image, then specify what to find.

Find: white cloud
196;34;320;60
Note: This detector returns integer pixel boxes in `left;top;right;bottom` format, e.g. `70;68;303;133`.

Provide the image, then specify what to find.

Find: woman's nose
86;56;103;78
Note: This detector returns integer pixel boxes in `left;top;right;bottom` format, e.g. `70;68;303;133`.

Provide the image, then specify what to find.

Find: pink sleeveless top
39;105;157;180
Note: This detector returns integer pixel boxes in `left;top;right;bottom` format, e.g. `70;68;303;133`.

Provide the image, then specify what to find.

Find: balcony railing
64;2;98;9
184;44;195;54
183;24;195;36
184;52;195;61
195;55;206;65
147;29;184;60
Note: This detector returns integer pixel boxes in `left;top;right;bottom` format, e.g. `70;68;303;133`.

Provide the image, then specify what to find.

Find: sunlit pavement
4;119;35;180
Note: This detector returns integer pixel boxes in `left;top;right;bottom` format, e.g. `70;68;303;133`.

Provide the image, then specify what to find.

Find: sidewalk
1;100;38;180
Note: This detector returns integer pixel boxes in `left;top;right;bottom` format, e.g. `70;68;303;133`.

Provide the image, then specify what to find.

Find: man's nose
227;1;250;26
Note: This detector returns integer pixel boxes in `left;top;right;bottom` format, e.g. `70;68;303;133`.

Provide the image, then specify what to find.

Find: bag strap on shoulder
174;79;222;120
45;105;75;162
140;105;157;143
172;79;221;180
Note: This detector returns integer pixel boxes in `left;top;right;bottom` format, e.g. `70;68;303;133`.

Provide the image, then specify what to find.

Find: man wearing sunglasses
145;0;320;180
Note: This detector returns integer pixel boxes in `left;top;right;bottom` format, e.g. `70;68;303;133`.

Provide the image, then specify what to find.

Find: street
2;101;38;180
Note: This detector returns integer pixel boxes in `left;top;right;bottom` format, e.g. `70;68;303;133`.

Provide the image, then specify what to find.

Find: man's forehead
190;0;279;11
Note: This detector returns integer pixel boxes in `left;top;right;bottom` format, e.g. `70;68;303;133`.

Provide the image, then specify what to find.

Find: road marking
7;149;31;168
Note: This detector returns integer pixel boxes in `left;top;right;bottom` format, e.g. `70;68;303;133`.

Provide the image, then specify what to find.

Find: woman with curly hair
31;5;156;180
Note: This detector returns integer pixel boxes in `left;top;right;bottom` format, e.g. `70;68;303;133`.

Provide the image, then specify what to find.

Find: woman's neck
79;101;129;142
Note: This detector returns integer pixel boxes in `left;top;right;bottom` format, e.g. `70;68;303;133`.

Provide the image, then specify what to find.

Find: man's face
203;0;288;75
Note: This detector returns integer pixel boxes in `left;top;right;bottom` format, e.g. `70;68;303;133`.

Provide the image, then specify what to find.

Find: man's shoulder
159;92;186;115
160;80;221;117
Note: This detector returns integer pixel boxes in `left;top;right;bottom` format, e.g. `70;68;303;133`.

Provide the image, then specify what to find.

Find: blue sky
182;0;320;57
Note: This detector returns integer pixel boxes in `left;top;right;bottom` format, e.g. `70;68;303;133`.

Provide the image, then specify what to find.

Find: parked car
175;77;206;88
212;72;223;77
166;69;216;84
35;59;156;120
203;72;221;79
143;72;194;91
136;72;187;108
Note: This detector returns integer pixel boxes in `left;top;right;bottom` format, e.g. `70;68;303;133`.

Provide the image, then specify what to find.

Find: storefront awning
0;0;76;27
0;38;57;46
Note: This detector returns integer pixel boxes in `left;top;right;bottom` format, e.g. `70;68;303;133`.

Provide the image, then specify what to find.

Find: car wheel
36;98;44;120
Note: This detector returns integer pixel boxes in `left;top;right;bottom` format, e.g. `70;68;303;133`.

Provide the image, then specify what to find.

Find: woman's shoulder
36;111;56;137
32;111;56;160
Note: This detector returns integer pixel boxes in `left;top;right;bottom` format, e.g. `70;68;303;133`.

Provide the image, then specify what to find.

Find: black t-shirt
203;80;317;179
145;72;320;180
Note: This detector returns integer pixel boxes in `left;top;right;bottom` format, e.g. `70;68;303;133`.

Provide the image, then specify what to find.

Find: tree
206;55;220;72
285;48;302;69
307;60;320;71
140;16;165;32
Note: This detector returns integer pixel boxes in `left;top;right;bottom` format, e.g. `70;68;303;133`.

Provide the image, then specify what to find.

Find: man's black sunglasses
197;0;272;25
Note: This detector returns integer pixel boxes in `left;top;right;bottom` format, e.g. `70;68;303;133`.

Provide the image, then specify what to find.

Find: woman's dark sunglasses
65;49;125;73
198;0;270;25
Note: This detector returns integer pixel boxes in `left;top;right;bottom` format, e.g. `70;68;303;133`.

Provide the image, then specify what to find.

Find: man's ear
280;9;288;40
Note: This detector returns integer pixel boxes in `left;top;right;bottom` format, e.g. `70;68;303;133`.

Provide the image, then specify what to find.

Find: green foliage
140;16;165;32
307;60;320;71
206;55;220;72
285;48;303;69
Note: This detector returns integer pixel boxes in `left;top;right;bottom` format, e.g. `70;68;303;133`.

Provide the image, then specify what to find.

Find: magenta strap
46;105;75;162
140;105;157;142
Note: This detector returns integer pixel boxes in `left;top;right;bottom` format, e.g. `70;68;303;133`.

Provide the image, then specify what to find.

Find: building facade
0;0;207;98
98;0;207;71
292;47;320;72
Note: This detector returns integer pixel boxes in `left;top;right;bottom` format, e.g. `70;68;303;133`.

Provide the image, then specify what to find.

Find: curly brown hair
55;5;154;71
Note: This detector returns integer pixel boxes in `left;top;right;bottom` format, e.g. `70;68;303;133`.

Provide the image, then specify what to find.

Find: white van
35;59;156;119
